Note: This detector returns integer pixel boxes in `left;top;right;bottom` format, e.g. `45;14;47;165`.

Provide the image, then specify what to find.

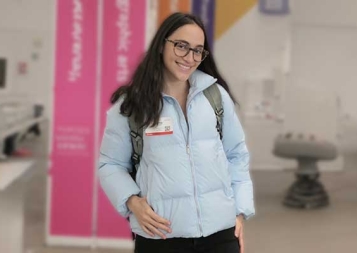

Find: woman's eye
193;49;203;55
176;43;188;49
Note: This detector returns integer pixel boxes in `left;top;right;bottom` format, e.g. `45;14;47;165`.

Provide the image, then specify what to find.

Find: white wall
0;0;55;117
214;4;291;102
214;1;356;169
291;0;357;119
290;0;357;153
214;4;293;170
292;0;357;27
0;0;54;32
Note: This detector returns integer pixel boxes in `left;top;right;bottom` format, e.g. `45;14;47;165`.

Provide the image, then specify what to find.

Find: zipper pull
186;145;190;154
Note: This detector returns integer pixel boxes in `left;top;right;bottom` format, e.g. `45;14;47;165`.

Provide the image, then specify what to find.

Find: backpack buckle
215;108;224;116
131;152;140;165
130;131;138;138
130;131;142;142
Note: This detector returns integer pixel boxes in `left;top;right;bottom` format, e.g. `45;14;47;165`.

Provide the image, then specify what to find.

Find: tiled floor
9;126;357;253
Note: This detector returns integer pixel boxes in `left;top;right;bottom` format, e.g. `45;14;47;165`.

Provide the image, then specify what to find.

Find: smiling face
162;24;205;85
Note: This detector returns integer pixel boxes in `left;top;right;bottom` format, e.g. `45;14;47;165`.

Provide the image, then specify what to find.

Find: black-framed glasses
165;39;209;62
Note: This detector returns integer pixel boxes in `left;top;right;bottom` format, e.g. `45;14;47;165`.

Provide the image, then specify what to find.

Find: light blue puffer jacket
98;70;255;239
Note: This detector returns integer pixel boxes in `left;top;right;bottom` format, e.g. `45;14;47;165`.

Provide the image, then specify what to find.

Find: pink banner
50;0;98;236
97;0;147;238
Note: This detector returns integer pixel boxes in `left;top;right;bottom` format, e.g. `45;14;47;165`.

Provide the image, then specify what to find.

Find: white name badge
145;117;173;136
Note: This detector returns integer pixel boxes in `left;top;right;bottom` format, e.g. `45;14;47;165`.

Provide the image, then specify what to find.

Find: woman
99;12;255;253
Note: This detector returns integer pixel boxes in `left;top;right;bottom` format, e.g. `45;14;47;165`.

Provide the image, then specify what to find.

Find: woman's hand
234;214;245;253
127;195;172;239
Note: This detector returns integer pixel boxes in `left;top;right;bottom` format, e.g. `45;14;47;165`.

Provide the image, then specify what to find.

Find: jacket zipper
170;97;203;236
186;136;203;236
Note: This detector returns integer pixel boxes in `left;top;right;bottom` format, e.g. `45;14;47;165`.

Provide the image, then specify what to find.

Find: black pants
134;227;239;253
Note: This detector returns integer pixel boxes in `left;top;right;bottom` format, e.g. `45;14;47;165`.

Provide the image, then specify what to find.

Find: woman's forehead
169;24;204;46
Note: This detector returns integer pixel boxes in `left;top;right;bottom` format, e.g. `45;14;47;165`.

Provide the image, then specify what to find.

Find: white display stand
0;98;46;161
0;116;46;140
0;160;34;253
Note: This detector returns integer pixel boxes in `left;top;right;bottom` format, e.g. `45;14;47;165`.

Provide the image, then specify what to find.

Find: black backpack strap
203;83;224;140
128;113;143;180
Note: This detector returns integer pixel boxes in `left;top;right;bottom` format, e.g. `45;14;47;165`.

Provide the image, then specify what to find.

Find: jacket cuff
118;191;141;218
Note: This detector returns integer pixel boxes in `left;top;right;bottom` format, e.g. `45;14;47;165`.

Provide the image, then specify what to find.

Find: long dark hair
111;12;236;127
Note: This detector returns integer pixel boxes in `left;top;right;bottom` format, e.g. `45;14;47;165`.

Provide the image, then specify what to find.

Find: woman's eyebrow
174;39;204;48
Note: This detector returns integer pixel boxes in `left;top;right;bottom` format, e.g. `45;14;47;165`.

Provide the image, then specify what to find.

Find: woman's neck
163;79;190;117
163;79;190;98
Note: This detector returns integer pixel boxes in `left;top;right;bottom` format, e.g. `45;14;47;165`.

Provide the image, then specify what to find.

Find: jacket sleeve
218;86;255;220
98;101;140;218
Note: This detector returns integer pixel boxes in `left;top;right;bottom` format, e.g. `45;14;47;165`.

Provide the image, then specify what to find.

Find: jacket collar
189;70;217;94
162;70;217;101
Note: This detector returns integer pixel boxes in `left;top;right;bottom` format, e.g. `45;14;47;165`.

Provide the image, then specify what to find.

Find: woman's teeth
177;63;190;70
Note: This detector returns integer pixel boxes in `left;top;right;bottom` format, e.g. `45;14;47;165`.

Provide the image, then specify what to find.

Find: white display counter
0;160;34;253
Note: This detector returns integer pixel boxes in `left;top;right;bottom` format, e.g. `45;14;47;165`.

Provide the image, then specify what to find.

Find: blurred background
0;0;356;252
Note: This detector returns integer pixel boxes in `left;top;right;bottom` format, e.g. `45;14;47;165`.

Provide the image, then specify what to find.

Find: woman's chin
174;71;192;82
